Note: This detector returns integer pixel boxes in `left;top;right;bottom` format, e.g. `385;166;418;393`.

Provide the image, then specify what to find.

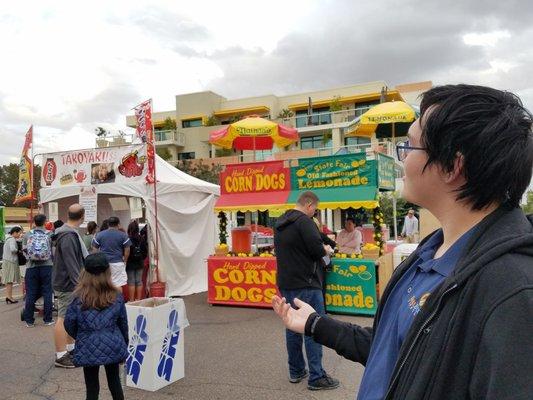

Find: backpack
26;229;52;261
129;237;144;261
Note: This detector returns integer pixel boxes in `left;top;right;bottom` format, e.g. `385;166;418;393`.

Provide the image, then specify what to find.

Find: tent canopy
40;155;220;296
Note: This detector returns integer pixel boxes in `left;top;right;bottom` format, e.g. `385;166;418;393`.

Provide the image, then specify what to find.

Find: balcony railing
154;130;185;147
274;106;375;129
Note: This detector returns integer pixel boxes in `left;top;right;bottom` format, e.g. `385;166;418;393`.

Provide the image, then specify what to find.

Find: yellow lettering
247;288;263;303
213;268;228;284
214;285;231;300
228;269;244;284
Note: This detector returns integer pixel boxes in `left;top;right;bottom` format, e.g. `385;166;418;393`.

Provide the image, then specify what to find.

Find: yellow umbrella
345;101;417;139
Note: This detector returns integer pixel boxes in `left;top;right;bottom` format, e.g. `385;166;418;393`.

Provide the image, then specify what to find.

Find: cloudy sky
1;0;533;166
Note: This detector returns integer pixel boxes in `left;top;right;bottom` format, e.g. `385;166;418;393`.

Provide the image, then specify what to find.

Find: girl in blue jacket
64;252;129;400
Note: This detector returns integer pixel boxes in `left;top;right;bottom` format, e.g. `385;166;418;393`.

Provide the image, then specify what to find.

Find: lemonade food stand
207;152;395;316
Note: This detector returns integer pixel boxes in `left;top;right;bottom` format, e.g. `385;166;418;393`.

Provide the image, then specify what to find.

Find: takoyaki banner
41;144;149;188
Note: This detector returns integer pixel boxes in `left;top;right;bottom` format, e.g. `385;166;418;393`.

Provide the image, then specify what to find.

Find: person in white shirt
401;209;419;243
336;218;362;254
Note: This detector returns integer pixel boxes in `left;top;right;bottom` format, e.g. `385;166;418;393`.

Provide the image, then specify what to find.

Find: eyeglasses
396;140;426;161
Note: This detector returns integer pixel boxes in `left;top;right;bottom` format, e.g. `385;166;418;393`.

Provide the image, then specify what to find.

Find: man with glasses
272;84;533;399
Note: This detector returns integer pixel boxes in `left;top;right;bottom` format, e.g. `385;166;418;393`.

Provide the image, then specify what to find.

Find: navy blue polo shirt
356;227;476;400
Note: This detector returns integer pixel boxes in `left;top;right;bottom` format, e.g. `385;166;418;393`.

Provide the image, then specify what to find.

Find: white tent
40;155;220;296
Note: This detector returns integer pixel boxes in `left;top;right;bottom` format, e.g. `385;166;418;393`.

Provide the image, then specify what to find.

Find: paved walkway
0;286;372;399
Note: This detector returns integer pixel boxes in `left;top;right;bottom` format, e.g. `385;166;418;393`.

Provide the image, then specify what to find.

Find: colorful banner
79;186;97;227
134;99;155;184
325;258;377;315
41;144;148;188
220;161;290;195
377;153;396;191
14;126;34;204
207;256;278;308
291;153;377;191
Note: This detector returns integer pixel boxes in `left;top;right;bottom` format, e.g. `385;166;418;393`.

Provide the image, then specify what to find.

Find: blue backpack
26;229;51;261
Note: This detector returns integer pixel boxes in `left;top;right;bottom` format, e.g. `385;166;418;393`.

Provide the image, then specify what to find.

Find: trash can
125;297;189;392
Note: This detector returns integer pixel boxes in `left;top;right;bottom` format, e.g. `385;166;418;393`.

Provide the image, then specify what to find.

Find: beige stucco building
125;80;432;165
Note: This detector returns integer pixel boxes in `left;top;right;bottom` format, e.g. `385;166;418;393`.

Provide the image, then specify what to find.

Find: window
181;118;203;128
295;107;332;127
178;152;195;160
344;137;370;153
354;100;380;117
300;135;332;149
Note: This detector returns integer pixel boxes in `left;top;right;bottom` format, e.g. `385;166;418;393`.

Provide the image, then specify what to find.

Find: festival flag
14;126;34;204
134;99;155;183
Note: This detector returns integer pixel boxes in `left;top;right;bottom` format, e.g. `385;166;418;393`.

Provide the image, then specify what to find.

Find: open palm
272;295;316;334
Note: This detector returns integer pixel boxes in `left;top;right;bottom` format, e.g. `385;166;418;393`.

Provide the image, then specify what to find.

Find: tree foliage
523;191;533;214
0;163;42;207
176;159;223;185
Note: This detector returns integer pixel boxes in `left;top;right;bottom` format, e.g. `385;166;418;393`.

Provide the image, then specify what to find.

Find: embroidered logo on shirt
408;292;432;316
419;292;431;308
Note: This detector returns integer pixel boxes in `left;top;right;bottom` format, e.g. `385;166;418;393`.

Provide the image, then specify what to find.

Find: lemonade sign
325;258;377;315
292;153;377;191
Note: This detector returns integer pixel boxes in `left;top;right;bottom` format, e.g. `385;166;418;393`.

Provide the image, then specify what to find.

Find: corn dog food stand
208;153;395;316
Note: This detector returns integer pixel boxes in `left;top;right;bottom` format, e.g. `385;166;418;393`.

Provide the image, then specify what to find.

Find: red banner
14;126;34;204
220;161;290;195
134;99;155;183
207;256;278;308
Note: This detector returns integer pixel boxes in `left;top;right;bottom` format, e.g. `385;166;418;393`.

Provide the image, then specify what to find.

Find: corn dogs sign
221;161;290;194
207;257;278;308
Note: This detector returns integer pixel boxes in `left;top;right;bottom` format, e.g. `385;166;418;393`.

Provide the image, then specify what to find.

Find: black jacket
53;225;85;292
274;209;326;290
308;207;533;400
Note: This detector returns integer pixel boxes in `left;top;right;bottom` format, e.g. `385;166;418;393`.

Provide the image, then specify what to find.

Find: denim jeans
280;288;326;382
24;265;53;324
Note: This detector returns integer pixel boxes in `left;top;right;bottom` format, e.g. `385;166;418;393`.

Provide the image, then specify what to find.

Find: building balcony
155;130;185;147
274;106;374;131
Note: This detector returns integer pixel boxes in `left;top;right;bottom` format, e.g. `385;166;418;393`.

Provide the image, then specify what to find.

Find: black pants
83;363;124;400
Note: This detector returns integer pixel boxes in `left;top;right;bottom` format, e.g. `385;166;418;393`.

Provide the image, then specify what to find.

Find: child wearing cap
64;253;129;400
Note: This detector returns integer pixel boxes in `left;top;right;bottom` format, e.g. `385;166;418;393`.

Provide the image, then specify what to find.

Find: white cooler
125;297;189;392
393;244;419;269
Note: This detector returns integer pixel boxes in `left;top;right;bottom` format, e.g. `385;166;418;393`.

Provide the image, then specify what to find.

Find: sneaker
307;374;340;391
44;320;55;326
55;353;75;369
25;322;35;328
289;370;309;383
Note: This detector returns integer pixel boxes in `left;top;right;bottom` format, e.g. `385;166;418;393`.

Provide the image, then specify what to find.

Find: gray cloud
206;0;533;106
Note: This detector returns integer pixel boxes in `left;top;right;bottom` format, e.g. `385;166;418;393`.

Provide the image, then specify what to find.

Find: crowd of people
1;204;149;399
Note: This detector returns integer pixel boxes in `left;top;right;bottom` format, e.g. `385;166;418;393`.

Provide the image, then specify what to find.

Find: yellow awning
213;106;270;118
288;91;403;110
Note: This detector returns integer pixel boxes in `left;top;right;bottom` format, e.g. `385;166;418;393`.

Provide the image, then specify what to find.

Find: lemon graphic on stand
349;265;359;274
358;271;372;281
296;169;306;177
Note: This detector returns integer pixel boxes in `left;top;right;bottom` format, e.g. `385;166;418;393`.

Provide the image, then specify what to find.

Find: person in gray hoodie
52;204;88;368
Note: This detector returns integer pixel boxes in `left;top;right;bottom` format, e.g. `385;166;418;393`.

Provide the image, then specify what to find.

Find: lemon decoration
296;168;306;177
349;265;359;274
358;271;372;281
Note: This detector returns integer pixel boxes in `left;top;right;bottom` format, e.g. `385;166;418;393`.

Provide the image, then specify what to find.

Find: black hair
108;216;120;227
419;84;533;210
127;220;139;237
33;214;47;227
100;219;109;231
345;217;355;224
53;220;64;229
68;207;85;221
86;221;98;235
9;226;22;235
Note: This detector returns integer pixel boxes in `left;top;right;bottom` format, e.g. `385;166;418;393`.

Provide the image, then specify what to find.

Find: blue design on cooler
157;309;180;381
126;314;149;384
